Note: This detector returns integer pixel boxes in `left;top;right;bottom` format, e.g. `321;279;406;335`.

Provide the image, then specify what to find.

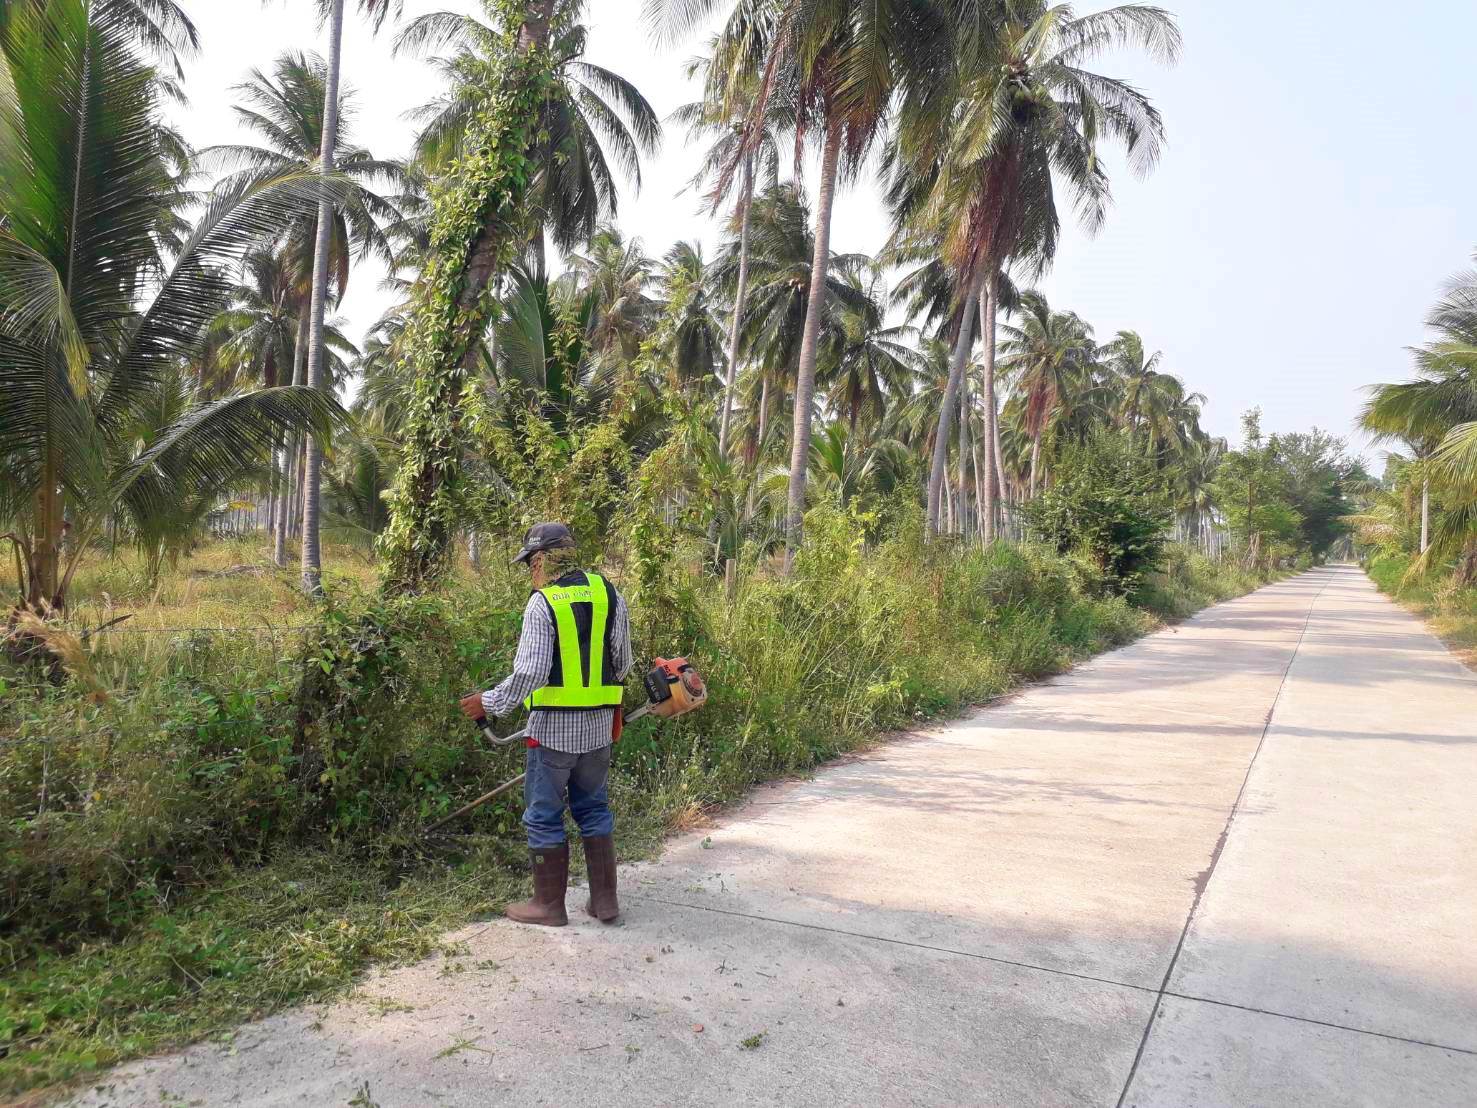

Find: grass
1;520;1272;1099
1134;543;1271;619
31;536;376;632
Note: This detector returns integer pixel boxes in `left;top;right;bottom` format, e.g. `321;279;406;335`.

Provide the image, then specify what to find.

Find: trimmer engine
643;656;707;719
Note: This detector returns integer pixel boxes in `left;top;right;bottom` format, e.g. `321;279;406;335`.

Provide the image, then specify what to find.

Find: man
459;522;633;927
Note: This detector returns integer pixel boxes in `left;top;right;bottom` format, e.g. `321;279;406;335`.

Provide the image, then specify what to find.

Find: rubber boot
583;834;620;922
505;843;569;926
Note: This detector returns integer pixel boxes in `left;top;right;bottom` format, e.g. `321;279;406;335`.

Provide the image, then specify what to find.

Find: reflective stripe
525;572;625;710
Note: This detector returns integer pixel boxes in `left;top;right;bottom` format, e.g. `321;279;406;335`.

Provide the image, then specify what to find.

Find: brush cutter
426;657;707;835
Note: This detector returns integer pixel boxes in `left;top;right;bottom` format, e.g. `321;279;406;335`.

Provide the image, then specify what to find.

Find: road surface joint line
619;891;1477;1058
1114;569;1338;1108
623;892;1157;995
1159;990;1477;1057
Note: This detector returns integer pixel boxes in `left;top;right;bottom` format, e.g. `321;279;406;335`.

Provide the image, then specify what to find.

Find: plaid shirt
481;575;633;754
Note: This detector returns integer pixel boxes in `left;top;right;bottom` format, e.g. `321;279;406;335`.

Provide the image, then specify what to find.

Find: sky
173;0;1477;460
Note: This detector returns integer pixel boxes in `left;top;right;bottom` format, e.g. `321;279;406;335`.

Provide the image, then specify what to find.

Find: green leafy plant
1020;434;1172;592
0;0;345;611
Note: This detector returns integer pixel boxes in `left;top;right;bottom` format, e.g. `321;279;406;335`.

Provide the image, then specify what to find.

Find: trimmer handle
472;715;528;747
472;707;647;748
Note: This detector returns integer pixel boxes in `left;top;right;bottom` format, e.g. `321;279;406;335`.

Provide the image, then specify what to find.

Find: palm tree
208;53;404;276
658;241;728;391
207;260;360;401
206;49;404;572
321;431;394;553
200;247;356;502
890;1;1179;536
380;0;564;591
1103;330;1164;434
714;183;870;468
485;266;598;434
804;421;906;509
201;249;302;399
1364;259;1477;571
1138;374;1209;467
1421;263;1477;525
396;0;660;276
999;291;1095;496
565;226;657;368
650;0;942;563
201;248;322;532
670;27;784;458
0;0;199;76
0;0;342;611
297;1;401;592
820;262;922;435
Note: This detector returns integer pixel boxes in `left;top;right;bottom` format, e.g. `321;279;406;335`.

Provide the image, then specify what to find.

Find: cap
512;521;576;565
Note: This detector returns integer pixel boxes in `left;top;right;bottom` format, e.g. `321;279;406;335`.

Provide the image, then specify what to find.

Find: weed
740;1031;766;1050
434;1034;491;1060
362;996;416;1018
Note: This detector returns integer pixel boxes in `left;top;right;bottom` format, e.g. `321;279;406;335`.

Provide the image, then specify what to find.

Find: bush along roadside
0;514;1274;1097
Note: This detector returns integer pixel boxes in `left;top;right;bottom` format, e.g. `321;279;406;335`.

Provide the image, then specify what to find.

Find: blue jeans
522;744;614;849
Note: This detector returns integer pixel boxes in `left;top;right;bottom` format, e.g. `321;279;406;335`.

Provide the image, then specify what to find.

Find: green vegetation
1;522;1268;1096
1359;256;1477;584
1356;255;1477;659
1021;434;1173;592
1211;410;1365;571
0;0;341;611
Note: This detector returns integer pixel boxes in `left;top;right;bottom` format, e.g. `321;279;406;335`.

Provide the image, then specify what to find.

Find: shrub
1021;434;1173;593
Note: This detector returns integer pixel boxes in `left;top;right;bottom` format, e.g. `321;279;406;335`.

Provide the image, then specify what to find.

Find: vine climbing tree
379;0;557;593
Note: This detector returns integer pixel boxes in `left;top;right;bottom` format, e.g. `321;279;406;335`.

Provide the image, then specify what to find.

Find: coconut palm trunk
978;274;999;542
1028;432;1042;498
993;387;1007;502
782;123;842;564
300;0;345;596
274;309;310;565
926;271;982;537
972;440;987;543
957;373;970;537
717;155;754;459
28;454;62;610
756;372;771;458
1420;478;1430;554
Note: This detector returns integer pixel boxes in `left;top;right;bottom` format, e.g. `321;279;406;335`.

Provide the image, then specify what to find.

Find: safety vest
524;571;626;712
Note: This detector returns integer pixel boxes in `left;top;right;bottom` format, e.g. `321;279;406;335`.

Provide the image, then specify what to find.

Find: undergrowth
1;514;1269;1097
1134;543;1270;618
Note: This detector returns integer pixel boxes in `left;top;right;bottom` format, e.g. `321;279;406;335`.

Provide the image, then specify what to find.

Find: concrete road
67;566;1477;1107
